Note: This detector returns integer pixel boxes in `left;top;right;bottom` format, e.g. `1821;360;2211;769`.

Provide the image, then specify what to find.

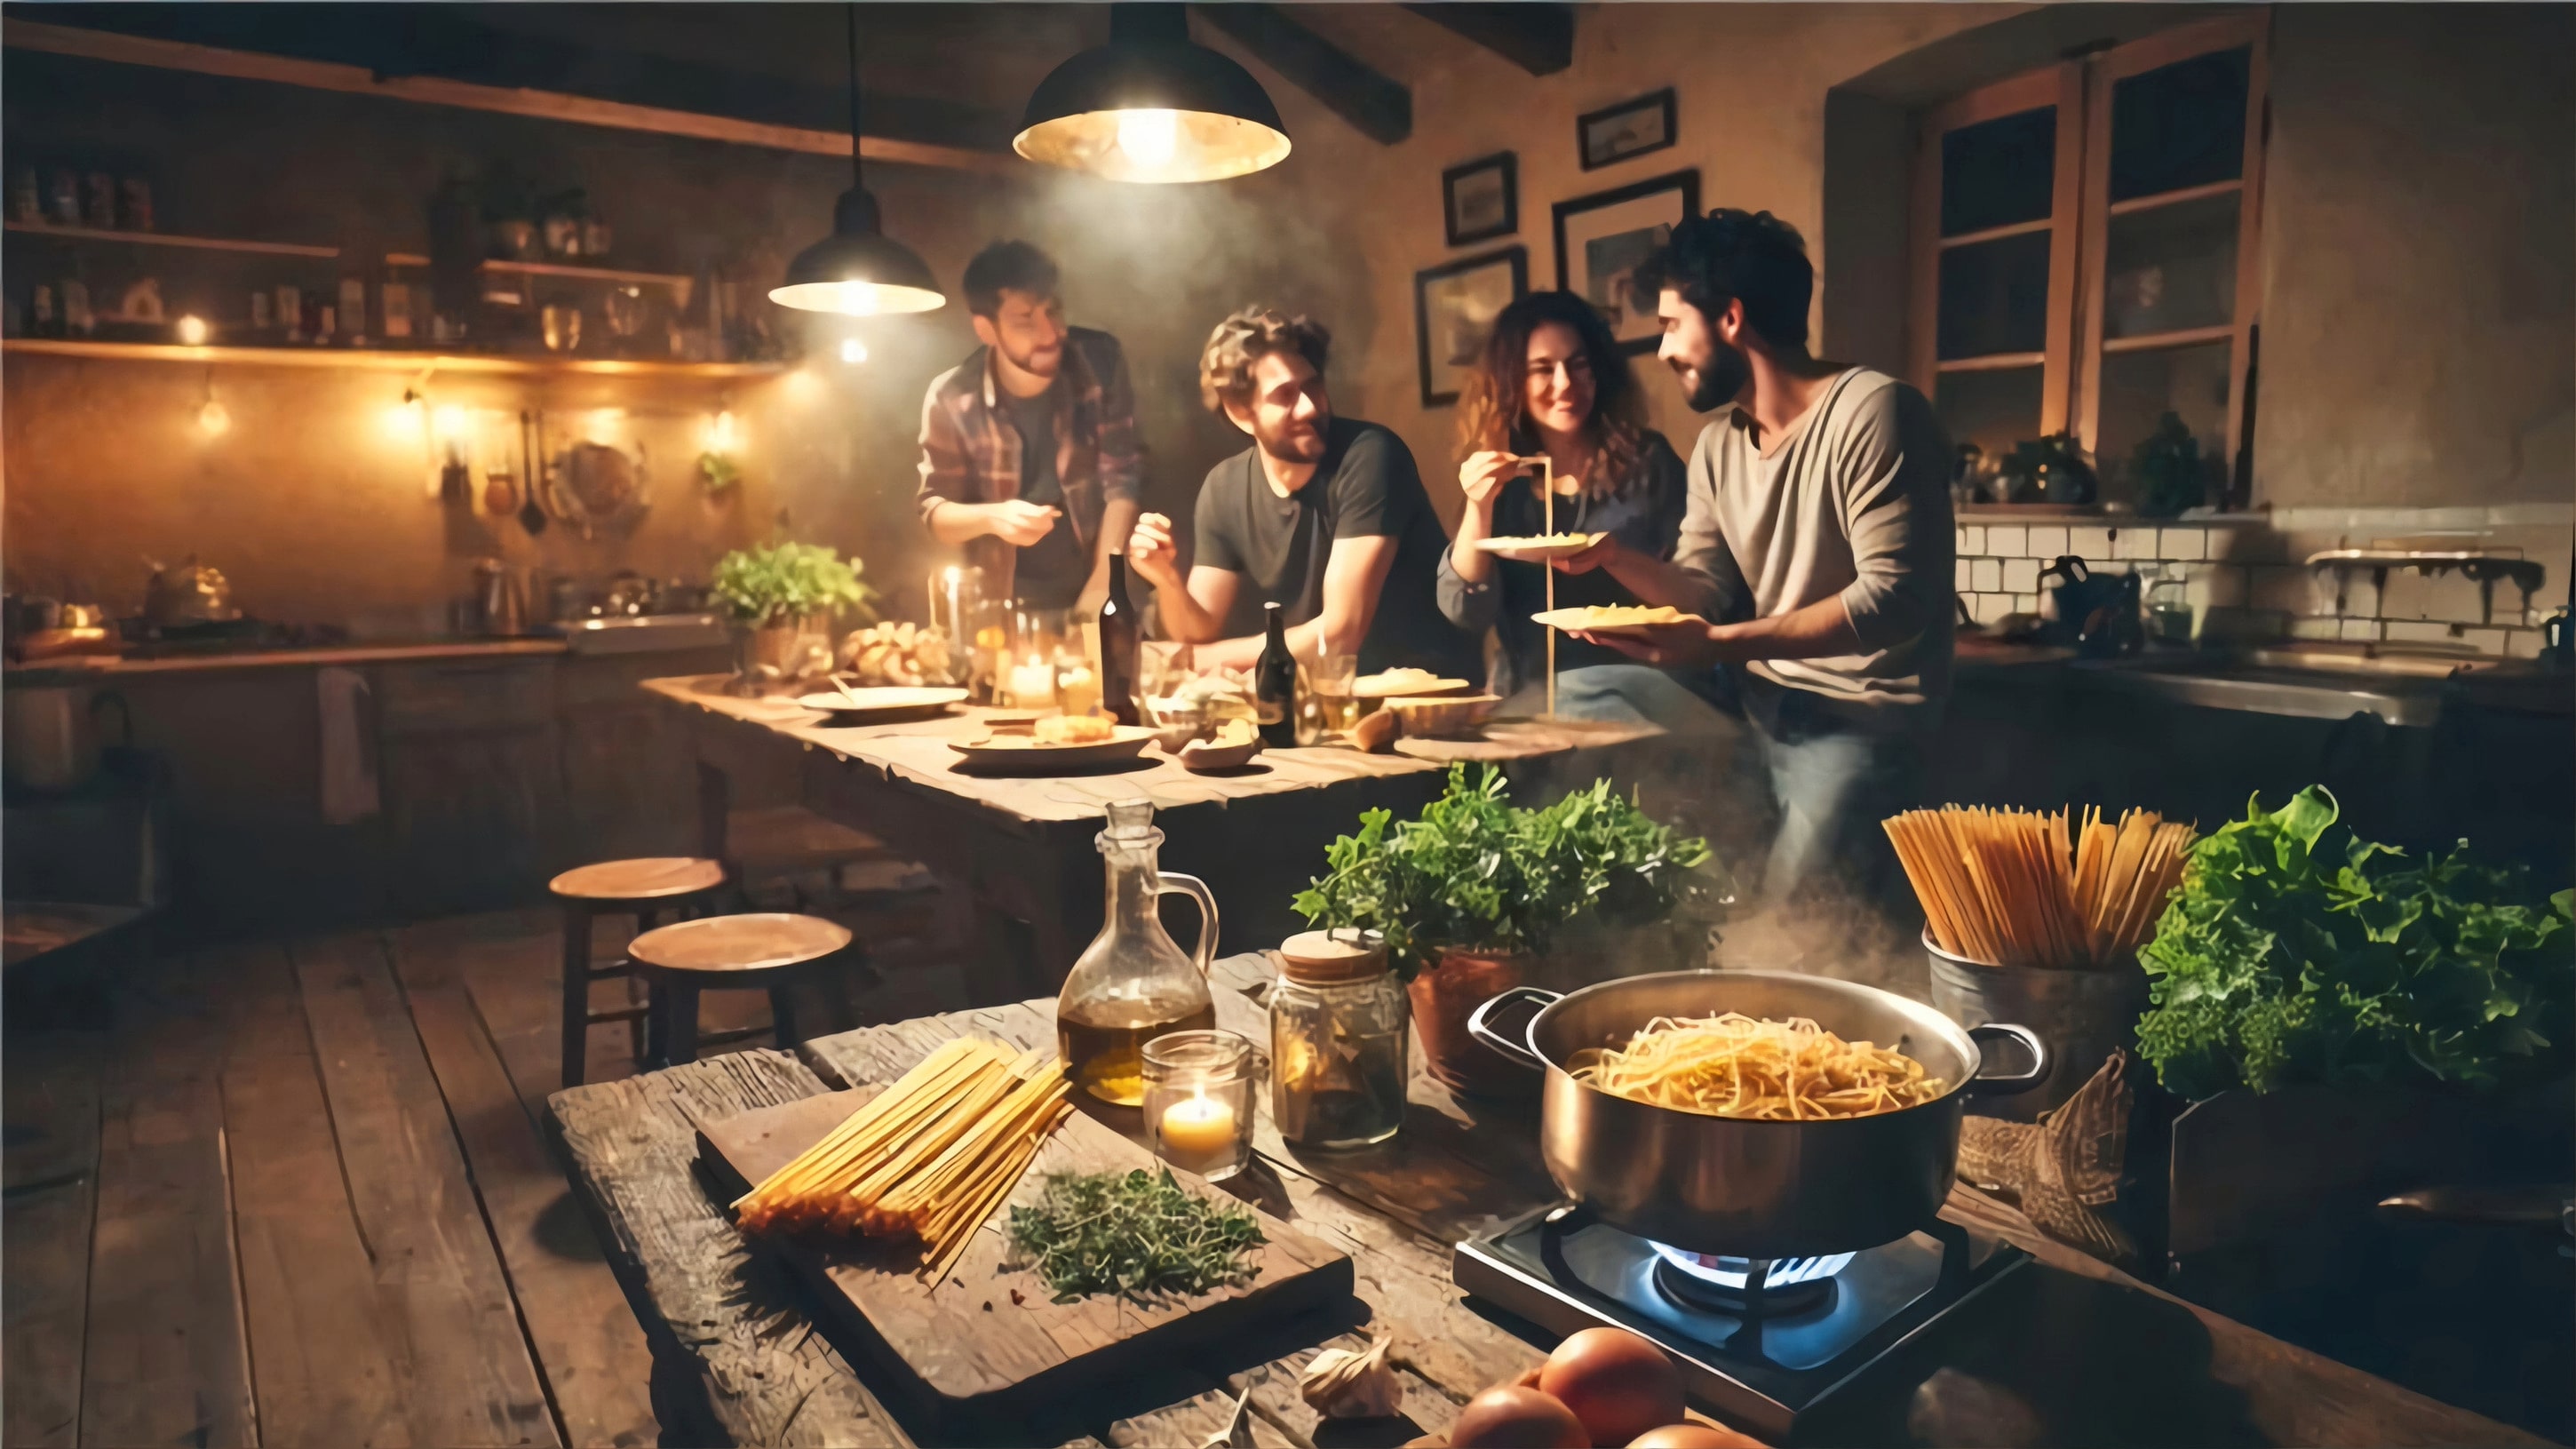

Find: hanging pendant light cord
846;2;865;193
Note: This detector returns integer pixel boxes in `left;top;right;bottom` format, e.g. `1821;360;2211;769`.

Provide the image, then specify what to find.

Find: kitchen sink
541;612;729;656
2073;646;2470;728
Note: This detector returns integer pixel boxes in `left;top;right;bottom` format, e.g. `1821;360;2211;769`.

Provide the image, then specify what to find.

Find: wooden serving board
697;1087;1355;1423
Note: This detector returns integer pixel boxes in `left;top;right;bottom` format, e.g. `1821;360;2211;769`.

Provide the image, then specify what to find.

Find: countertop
5;637;568;681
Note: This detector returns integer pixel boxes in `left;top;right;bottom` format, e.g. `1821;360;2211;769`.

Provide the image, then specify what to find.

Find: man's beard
1004;338;1062;380
1677;340;1750;412
1257;417;1329;465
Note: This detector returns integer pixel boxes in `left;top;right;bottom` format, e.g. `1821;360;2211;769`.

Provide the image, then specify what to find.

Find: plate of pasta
1529;603;1707;636
1472;532;1608;562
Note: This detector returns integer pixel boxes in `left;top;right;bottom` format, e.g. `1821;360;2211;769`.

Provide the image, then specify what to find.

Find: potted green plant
1293;765;1716;1094
711;538;876;686
2135;785;2572;1270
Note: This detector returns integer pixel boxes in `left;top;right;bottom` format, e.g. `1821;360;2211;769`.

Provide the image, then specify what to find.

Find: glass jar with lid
1270;929;1406;1150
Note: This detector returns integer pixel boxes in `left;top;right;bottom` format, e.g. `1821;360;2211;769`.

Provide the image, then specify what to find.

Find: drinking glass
541;305;582;353
1308;652;1360;742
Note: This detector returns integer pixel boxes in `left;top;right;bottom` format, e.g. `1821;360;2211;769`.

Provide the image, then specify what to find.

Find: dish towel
316;667;381;825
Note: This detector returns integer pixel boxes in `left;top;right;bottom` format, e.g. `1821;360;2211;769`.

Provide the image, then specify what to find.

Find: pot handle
1963;1023;2050;1096
1467;985;1561;1072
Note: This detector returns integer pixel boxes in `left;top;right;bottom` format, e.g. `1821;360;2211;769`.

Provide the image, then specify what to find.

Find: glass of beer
1308;652;1360;741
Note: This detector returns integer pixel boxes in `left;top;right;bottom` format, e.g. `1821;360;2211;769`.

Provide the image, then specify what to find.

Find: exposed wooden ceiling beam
1189;4;1411;147
2;17;1019;175
1401;4;1575;76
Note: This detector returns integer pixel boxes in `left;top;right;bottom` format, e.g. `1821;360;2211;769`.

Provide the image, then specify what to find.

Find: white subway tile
2202;525;2287;563
2158;529;2207;561
1985;525;2027;557
2113;527;2160;561
1971;559;2001;592
2002;558;2039;593
2461;627;2508;655
2026;526;2069;560
1958;526;1985;555
1955;559;1972;591
2289;615;2343;641
2015;593;2042;614
1968;592;2011;624
2504;630;2546;658
2381;620;2458;645
2341;617;2383;642
2188;564;2248;609
2070;526;2115;561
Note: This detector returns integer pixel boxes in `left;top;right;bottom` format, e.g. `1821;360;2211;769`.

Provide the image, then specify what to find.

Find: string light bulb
175;314;210;346
708;410;741;453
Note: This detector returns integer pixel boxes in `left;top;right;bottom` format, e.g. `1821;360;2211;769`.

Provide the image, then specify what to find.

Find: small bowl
1175;733;1265;772
1385;693;1500;738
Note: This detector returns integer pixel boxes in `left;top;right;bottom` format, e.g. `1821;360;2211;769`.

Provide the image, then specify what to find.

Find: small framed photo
1554;170;1699;354
1414;245;1528;407
1442;151;1517;247
1578;88;1677;171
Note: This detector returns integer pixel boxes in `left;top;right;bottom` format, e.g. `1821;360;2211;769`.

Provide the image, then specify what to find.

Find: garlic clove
1300;1334;1403;1419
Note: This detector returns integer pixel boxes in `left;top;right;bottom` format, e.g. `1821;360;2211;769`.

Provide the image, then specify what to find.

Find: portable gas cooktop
1453;1203;2029;1442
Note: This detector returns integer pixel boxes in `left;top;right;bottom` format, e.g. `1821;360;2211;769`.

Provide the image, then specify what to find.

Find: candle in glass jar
1157;1093;1236;1171
1007;658;1056;708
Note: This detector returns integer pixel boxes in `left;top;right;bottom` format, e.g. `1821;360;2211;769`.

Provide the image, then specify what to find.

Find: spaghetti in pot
1569;1013;1948;1120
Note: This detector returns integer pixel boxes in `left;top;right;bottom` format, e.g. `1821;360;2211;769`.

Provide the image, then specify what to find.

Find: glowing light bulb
176;314;209;346
196;400;231;436
587;408;625;442
380;401;425;443
708;410;740;453
1117;108;1181;171
839;337;868;365
431;404;468;441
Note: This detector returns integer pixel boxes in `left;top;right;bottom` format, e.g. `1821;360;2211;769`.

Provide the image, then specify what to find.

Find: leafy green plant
1006;1166;1264;1303
1292;765;1715;977
709;538;875;628
2135;785;2573;1100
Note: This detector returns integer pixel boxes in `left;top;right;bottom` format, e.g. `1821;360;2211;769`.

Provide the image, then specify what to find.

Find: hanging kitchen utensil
517;410;548;536
562;438;654;536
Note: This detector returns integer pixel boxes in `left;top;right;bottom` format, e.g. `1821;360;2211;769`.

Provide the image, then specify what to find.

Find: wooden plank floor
1;908;937;1448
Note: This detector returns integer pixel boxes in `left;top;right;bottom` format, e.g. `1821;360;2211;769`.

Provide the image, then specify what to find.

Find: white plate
1353;671;1471;700
1529;606;1708;637
947;723;1158;772
1471;532;1608;562
797;686;969;721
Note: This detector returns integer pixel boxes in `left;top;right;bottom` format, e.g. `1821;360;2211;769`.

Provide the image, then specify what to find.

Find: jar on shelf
1270;929;1406;1150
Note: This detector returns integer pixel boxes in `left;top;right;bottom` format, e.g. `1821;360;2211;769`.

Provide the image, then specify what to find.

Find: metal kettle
143;555;240;626
471;559;529;636
2039;555;2143;657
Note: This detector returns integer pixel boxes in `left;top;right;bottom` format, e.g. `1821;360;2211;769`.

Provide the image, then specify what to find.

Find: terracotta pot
738;613;831;686
1409;947;1537;1098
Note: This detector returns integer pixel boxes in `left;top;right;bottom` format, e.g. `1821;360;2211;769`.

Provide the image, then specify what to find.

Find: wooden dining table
546;951;2542;1449
644;674;1666;1003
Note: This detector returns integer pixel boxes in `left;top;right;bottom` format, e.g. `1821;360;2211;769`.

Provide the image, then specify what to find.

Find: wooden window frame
1909;14;2270;487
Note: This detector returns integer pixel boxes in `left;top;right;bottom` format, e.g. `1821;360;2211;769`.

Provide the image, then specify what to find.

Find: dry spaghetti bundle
1884;804;2194;969
733;1037;1070;1283
1570;1013;1947;1119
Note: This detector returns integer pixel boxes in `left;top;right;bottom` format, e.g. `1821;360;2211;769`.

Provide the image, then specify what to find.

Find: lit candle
1007;658;1056;709
1157;1093;1236;1172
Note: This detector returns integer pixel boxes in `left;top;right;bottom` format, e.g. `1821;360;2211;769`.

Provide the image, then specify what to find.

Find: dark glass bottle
1254;601;1297;748
1098;552;1141;727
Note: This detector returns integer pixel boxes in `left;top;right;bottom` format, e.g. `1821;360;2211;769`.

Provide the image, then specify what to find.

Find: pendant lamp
1015;4;1291;184
771;4;945;315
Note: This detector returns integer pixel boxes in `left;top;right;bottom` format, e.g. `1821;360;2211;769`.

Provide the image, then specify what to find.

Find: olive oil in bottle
1053;798;1221;1108
1057;1000;1218;1107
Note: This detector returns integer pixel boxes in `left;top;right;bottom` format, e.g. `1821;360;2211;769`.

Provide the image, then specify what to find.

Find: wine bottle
1254;601;1297;748
1098;552;1141;727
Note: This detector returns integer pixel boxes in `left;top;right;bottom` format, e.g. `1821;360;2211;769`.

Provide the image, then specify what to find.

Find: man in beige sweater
1563;209;1954;901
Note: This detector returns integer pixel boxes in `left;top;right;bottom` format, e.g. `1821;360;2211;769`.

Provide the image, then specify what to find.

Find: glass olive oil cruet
1055;798;1220;1106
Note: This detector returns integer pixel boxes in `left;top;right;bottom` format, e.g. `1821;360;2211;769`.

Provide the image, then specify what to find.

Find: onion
1627;1423;1767;1449
1449;1385;1588;1448
1538;1327;1685;1448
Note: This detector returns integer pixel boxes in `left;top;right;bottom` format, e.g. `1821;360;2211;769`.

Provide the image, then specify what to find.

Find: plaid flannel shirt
914;325;1141;601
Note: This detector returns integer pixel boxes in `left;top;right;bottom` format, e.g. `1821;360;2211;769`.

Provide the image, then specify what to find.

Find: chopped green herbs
1006;1167;1265;1303
2135;785;2573;1099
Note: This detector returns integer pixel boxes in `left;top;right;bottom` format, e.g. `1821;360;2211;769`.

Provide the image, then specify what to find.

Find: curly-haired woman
1435;291;1716;727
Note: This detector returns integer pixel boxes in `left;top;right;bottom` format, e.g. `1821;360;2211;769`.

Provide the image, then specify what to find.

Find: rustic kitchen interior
4;3;2570;1446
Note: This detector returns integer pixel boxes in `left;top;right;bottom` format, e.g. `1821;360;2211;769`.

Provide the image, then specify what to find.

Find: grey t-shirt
1669;367;1955;713
998;384;1088;609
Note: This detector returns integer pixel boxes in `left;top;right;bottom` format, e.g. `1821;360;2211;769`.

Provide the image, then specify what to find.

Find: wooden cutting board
697;1087;1355;1422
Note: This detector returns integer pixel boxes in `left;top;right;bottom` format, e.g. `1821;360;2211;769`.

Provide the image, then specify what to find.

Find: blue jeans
1737;675;1928;903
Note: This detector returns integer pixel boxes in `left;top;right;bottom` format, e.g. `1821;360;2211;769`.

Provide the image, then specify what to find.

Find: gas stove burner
1452;1204;2031;1441
1650;1245;1857;1317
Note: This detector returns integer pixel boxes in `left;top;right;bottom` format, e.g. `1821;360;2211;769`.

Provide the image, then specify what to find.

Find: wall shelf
383;252;695;292
1;336;784;378
4;219;339;259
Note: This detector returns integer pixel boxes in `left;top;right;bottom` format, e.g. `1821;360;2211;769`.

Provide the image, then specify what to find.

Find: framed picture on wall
1554;170;1699;354
1414;246;1528;406
1577;88;1676;170
1443;152;1517;247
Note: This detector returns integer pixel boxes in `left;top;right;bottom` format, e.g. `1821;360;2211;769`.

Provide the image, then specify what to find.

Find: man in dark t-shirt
1129;307;1480;681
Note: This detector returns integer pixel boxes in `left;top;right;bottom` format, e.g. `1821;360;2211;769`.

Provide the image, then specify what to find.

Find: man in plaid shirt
915;242;1141;612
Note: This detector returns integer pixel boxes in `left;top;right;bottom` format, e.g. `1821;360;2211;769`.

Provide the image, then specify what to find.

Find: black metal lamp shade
1014;8;1290;183
768;187;945;315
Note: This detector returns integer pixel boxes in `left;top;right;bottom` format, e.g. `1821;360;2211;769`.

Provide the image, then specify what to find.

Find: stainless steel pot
1468;970;2048;1256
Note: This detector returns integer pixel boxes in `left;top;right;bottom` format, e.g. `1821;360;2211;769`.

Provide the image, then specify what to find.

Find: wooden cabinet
372;658;565;918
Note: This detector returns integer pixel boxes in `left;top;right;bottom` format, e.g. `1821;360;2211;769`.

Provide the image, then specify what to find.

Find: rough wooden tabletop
551;956;2540;1449
642;673;1660;826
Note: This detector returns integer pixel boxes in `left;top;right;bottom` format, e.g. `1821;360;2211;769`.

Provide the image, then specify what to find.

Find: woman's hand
1457;450;1527;514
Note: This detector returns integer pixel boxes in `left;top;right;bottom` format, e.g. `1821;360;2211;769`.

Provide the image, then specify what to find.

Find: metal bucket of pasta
1467;969;2049;1256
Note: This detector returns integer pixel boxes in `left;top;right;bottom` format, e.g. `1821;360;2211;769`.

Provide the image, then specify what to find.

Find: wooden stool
626;912;855;1066
548;856;727;1088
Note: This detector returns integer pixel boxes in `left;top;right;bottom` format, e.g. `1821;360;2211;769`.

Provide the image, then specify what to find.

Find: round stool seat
550;856;727;904
628;912;851;978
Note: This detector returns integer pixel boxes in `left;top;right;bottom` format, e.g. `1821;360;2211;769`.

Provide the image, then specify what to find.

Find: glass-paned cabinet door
1910;63;2085;473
